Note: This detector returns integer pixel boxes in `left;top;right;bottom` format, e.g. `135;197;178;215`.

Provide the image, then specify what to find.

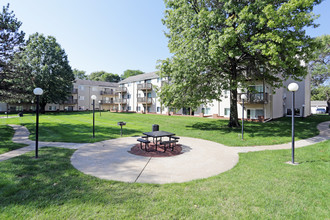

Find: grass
1;112;329;147
0;125;27;154
0;140;329;219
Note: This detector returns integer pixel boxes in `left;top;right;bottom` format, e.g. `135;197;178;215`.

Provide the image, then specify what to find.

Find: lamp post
288;82;299;164
91;95;96;138
98;100;102;116
241;94;247;140
33;88;43;158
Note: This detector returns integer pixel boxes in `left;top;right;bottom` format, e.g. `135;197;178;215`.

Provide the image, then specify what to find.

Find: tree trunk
40;101;47;114
228;61;240;127
228;88;240;127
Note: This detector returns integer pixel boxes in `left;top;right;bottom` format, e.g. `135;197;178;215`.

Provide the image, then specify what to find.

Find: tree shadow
186;116;330;140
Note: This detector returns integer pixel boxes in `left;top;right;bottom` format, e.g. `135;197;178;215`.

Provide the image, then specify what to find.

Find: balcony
137;97;152;104
100;90;114;95
63;99;78;105
137;83;152;90
71;88;78;94
114;98;127;104
237;92;269;104
115;87;127;93
100;100;114;104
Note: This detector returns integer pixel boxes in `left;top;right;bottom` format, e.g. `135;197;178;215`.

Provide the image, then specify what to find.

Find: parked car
316;108;326;114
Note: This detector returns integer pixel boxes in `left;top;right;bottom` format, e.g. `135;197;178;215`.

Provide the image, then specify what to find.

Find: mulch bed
128;143;183;157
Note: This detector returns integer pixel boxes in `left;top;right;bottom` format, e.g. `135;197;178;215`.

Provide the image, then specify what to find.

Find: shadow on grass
187;115;330;140
20;122;142;143
0;148;145;209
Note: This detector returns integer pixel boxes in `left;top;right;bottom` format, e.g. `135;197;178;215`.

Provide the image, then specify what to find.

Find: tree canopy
89;71;121;82
159;0;322;127
0;4;26;102
73;68;88;80
309;34;329;87
18;33;74;112
121;69;144;80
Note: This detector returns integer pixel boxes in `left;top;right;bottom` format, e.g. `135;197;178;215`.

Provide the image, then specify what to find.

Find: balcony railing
114;98;127;104
63;99;78;104
137;83;152;90
137;97;152;104
100;100;114;104
115;87;127;93
100;90;114;95
237;92;269;104
71;88;78;94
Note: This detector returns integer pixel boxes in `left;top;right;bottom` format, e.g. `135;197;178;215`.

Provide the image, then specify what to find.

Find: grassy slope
1;112;329;146
0;141;329;219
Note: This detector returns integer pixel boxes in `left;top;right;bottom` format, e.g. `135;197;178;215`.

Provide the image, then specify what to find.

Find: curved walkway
1;121;329;184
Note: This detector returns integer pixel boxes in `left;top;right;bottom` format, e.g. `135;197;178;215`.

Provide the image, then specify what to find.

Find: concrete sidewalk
1;121;329;184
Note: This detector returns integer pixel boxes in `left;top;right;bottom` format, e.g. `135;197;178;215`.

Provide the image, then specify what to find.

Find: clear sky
3;0;330;76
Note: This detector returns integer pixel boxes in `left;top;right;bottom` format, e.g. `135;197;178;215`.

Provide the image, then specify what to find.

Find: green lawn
0;125;27;154
0;112;329;147
0;140;329;219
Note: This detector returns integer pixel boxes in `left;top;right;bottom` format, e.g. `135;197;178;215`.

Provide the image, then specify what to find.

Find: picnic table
143;131;175;150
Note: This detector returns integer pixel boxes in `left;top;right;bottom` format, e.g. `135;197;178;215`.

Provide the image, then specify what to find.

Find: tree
89;71;120;82
159;0;321;127
121;69;144;80
73;68;88;80
311;86;330;101
0;4;26;102
19;33;74;112
309;35;329;87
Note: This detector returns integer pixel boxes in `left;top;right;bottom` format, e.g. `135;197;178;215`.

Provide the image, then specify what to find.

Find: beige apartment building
1;72;311;120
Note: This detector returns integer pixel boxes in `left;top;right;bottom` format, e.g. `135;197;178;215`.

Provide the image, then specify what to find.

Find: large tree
19;33;74;112
121;69;144;80
73;68;88;80
89;71;120;82
309;35;329;87
0;4;26;102
159;0;321;127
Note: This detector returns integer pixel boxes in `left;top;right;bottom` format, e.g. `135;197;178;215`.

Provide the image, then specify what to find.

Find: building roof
74;79;118;87
311;101;327;107
119;71;159;84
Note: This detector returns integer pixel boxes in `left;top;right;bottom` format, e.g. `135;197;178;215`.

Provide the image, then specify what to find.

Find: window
79;96;85;100
138;106;141;111
224;108;230;116
49;106;52;111
16;106;23;111
127;94;131;99
147;93;152;98
128;106;131;111
147;106;151;112
78;85;84;90
157;107;160;112
206;108;211;115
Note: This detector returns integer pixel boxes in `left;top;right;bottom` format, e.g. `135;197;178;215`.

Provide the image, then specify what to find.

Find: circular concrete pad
71;137;239;184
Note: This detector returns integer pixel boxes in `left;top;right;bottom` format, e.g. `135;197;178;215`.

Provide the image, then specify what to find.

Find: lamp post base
285;161;299;165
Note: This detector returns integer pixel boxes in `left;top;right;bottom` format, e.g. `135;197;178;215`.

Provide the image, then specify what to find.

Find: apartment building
0;79;119;113
118;72;311;120
1;72;311;120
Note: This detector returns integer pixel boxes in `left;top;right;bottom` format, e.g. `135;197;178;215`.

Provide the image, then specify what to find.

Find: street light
288;82;299;164
98;100;102;116
33;87;43;158
91;95;97;138
241;94;247;140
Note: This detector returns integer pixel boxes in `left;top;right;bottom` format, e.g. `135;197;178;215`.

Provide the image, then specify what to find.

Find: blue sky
4;0;330;76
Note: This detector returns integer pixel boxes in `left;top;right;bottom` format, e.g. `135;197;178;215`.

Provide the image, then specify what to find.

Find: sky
3;0;330;77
